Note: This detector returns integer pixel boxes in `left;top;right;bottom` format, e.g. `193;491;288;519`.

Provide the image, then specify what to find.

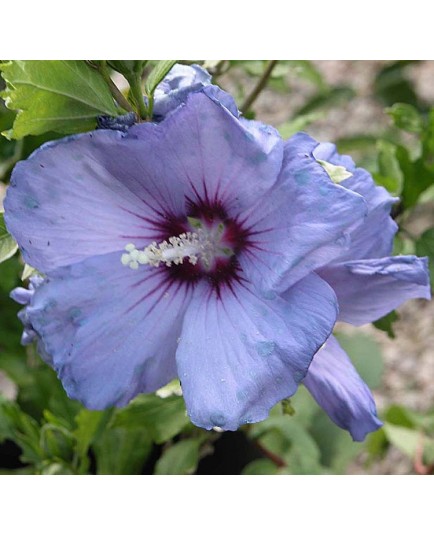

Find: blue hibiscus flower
5;92;369;431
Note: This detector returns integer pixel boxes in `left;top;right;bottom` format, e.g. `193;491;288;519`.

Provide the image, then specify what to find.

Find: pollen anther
121;224;234;271
121;232;202;270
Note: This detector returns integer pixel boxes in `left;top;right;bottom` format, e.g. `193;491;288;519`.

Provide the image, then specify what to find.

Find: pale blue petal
313;141;398;260
176;273;338;430
238;132;368;293
27;253;193;409
319;256;431;325
304;335;382;441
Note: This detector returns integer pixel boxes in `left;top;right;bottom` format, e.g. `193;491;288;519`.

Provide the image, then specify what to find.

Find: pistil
120;222;234;271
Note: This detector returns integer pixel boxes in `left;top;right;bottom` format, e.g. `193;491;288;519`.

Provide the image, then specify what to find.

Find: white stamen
121;225;234;271
121;232;202;269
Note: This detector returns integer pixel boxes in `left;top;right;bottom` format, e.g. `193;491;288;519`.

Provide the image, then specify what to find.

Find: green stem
97;61;135;114
240;60;278;115
147;94;155;120
127;74;148;120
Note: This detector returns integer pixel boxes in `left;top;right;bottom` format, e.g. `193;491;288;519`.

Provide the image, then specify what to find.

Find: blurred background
1;60;433;475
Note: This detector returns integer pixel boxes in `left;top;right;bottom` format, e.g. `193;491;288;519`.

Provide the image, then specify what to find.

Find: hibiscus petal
4;129;189;272
128;92;284;217
176;273;338;431
313;141;398;261
337;196;398;261
318;256;431;325
153;64;212;119
303;335;382;441
238;132;368;293
27;252;193;409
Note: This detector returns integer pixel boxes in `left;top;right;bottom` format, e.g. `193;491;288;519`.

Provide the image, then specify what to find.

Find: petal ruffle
153;64;212;119
176;273;338;430
313;141;398;261
318;256;431;325
27;252;193;409
303;335;382;441
152;63;240;119
153;64;239;120
238;132;368;293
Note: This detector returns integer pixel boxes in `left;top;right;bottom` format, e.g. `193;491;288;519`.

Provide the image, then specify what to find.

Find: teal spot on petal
210;412;226;427
295;170;310;185
24;195;39;209
261;289;277;301
223;131;232;143
250;151;267;165
69;307;83;326
134;361;148;377
237;390;248;402
259;306;269;318
335;234;348;246
244;129;255;142
256;340;275;357
293;370;306;383
319;184;329;196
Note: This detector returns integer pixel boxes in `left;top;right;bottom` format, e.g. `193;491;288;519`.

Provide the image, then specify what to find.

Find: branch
240;60;278;115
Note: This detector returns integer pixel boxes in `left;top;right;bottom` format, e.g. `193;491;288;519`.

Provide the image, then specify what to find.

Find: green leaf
40;423;75;461
297;86;355;116
112;394;189;443
0;213;18;263
250;415;325;474
364;428;388;461
374;61;420;107
336;135;378;153
94;426;152;475
107;60;147;77
373;140;404;195
393;234;416;256
383;423;420;458
0;397;43;464
242;459;278;475
154;438;201;475
309;410;364;472
74;409;111;470
373;310;399;338
290;386;321;425
385;405;417;428
0;60;119;139
278;111;325;139
335;332;384;389
386;103;423;133
278;420;324;474
287;61;327;91
398;147;434;209
415;227;434;285
144;61;177;97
